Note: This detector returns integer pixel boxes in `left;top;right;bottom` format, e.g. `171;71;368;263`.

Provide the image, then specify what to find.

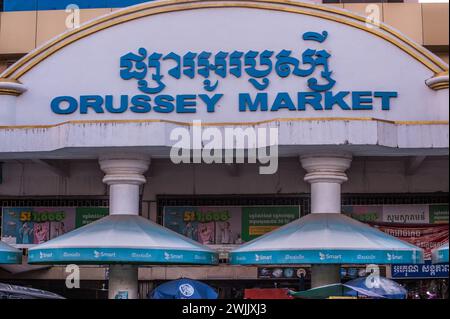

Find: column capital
99;154;150;185
300;153;352;184
0;79;27;96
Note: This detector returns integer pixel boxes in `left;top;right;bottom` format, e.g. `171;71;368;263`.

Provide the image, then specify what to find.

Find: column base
311;264;341;288
108;264;139;299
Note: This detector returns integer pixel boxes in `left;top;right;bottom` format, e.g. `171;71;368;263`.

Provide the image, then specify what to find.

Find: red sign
244;288;294;299
371;223;449;260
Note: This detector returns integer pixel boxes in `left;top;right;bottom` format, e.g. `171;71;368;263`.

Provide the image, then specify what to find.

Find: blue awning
432;242;449;264
230;213;423;265
28;215;218;265
0;241;22;264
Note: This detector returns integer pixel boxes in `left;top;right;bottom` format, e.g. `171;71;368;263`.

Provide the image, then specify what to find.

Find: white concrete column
300;153;352;214
99;154;150;216
99;154;150;299
108;265;139;299
300;153;352;288
311;265;341;288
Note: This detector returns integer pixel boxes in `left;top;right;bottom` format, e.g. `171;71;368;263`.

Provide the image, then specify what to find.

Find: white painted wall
6;7;447;124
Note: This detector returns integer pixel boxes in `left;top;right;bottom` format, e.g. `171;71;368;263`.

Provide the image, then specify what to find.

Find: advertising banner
382;205;429;224
342;206;383;223
392;261;449;279
343;204;448;224
1;207;108;247
241;207;300;242
163;206;242;245
429;204;449;224
371;223;449;260
75;207;109;228
163;206;300;245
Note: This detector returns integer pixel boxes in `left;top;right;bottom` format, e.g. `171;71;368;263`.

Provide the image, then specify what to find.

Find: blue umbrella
150;278;218;299
28;215;218;265
230;213;423;265
344;276;407;299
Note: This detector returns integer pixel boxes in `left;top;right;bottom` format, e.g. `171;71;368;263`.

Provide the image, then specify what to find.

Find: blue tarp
344;276;407;299
150;278;218;299
290;277;407;299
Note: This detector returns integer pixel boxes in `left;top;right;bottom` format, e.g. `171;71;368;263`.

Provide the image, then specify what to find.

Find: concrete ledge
0;120;447;158
0;265;259;280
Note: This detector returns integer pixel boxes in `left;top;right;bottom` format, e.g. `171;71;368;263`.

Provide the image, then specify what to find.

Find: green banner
241;206;300;242
429;204;449;224
75;207;109;228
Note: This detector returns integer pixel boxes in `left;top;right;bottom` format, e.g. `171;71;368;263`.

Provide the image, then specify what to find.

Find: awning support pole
99;154;150;299
300;153;352;287
310;265;341;289
108;265;139;299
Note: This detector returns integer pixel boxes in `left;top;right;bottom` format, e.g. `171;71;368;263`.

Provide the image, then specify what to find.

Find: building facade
0;0;448;299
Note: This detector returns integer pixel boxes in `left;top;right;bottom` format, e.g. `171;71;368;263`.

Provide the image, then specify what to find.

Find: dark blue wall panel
3;0;152;11
4;0;38;11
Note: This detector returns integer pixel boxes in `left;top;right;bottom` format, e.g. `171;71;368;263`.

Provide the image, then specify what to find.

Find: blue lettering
199;94;223;113
154;95;174;113
130;95;151;113
271;92;296;111
298;92;323;110
51;96;78;114
324;91;350;110
176;95;197;113
239;93;268;112
105;95;128;113
374;91;397;110
352;91;373;110
80;95;104;114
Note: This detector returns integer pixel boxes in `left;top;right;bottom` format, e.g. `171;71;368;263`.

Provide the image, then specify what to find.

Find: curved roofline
0;0;448;81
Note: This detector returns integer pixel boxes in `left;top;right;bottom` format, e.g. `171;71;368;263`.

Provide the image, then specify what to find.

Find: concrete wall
0;265;258;281
0;160;106;197
1;156;448;209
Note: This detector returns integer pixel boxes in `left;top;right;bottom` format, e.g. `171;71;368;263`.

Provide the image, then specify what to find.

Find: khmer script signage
50;31;397;116
4;3;445;126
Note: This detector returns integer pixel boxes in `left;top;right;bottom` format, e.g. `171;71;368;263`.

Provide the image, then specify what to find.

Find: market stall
28;155;218;299
230;154;424;289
